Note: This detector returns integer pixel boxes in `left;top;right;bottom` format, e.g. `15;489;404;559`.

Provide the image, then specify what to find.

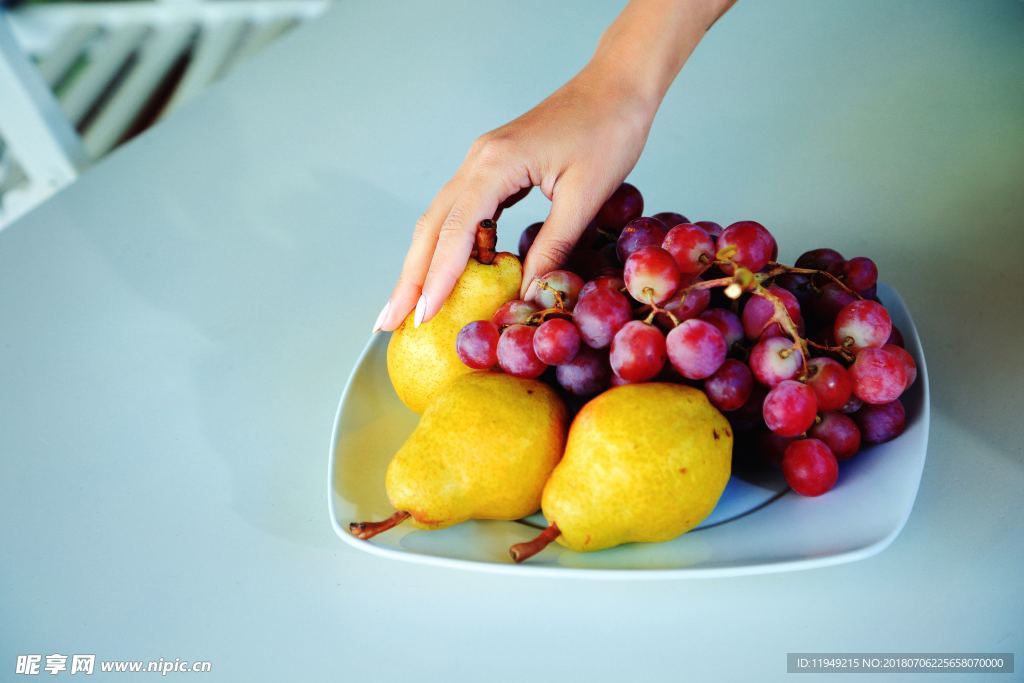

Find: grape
695;221;723;240
748;336;802;387
834;300;892;351
624;245;681;305
666;319;727;380
842;256;878;292
652;211;689;228
840;395;863;414
497;324;546;379
699;308;744;349
717;221;775;274
531;270;585;311
809;411;862;460
742;285;803;339
883;344;917;390
757;431;796;466
657;287;711;328
782;439;838;496
555;346;611;396
492;299;540;328
763;380;818;436
807;283;858;322
662;224;715;276
455;320;500;369
595;182;643;232
849;346;907;404
704;359;754;411
518;222;542;260
616;217;668;263
579;274;625;299
573;285;632;348
795;248;845;274
533;318;581;365
855;400;906;443
609;321;667;382
729;383;769;432
886;326;905;348
804;357;853;411
773;272;813;307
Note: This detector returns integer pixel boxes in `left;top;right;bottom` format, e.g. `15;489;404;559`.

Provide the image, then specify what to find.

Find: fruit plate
327;283;929;578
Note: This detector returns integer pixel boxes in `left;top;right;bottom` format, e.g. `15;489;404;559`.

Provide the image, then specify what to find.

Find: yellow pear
510;383;732;562
350;371;567;539
387;253;521;413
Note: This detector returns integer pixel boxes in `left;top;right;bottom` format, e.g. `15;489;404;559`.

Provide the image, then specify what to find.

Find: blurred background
0;0;328;228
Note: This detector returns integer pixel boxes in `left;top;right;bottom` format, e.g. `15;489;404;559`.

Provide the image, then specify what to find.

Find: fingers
377;180;460;331
417;173;514;325
521;173;594;299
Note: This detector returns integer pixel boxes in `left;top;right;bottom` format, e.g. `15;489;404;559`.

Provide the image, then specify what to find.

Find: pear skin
387;253;521;413
364;372;567;534
524;383;732;557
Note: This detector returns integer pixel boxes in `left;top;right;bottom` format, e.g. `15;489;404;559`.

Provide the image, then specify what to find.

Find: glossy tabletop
2;1;1021;681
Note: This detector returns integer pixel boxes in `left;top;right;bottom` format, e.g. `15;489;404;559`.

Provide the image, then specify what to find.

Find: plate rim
326;283;930;579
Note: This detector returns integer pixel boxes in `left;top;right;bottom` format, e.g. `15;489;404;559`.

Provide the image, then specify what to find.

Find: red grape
795;248;845;274
717;221;775;274
530;270;585;311
883;344;917;390
579;274;625;299
886;325;905;348
773;271;813;307
809;411;862;460
497;324;546;379
842;256;878;292
492;299;540;328
849;346;907;404
742;285;803;339
695;221;723;240
808;283;857;322
704;359;754;411
609;321;667;382
455;320;500;369
699;308;744;349
653;211;689;228
663;224;715;276
758;431;796;466
616;217;668;263
782;439;838;496
748;336;802;386
657;286;711;328
855;400;907;443
595;182;643;232
840;395;863;414
555;345;611;396
763;380;818;436
804;357;853;411
835;300;892;351
624;245;681;305
729;383;769;432
533;318;581;365
666;319;727;380
573;285;632;349
518;222;542;260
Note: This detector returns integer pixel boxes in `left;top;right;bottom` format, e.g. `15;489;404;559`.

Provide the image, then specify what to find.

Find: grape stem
762;263;863;300
526;307;572;325
349;511;411;540
535;279;568;311
509;522;561;563
753;283;810;376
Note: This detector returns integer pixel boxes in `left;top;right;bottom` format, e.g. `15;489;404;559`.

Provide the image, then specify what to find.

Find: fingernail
372;300;390;333
523;278;539;303
413;294;428;328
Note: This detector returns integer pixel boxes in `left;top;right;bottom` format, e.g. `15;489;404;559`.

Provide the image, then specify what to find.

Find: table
2;1;1021;680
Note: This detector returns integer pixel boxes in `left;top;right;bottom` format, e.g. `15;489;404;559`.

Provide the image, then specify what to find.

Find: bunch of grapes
456;183;916;497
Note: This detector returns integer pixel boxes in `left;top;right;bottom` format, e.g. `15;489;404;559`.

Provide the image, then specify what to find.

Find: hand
376;65;657;332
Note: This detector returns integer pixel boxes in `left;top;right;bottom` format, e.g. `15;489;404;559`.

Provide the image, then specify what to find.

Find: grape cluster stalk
455;183;916;497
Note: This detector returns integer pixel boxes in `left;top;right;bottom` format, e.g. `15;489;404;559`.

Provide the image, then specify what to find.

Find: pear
350;371;567;539
510;383;732;562
387;222;521;414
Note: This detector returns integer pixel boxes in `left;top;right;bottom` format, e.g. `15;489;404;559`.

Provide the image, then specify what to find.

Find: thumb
521;176;595;299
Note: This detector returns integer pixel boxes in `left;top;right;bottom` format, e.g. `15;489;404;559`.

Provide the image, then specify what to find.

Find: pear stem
472;219;497;265
509;522;561;563
349;511;410;540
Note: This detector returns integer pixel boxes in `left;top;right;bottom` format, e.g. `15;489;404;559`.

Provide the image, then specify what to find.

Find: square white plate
327;283;929;578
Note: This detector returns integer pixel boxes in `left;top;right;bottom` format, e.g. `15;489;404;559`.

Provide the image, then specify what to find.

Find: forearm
585;0;736;114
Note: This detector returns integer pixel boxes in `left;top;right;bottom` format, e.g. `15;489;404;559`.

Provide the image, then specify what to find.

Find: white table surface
2;1;1021;681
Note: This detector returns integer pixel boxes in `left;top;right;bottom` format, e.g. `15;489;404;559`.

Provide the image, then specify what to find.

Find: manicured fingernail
523;278;539;303
413;294;428;328
372;300;390;333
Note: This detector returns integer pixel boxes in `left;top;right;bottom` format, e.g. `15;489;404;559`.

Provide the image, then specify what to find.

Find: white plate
327;283;929;578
